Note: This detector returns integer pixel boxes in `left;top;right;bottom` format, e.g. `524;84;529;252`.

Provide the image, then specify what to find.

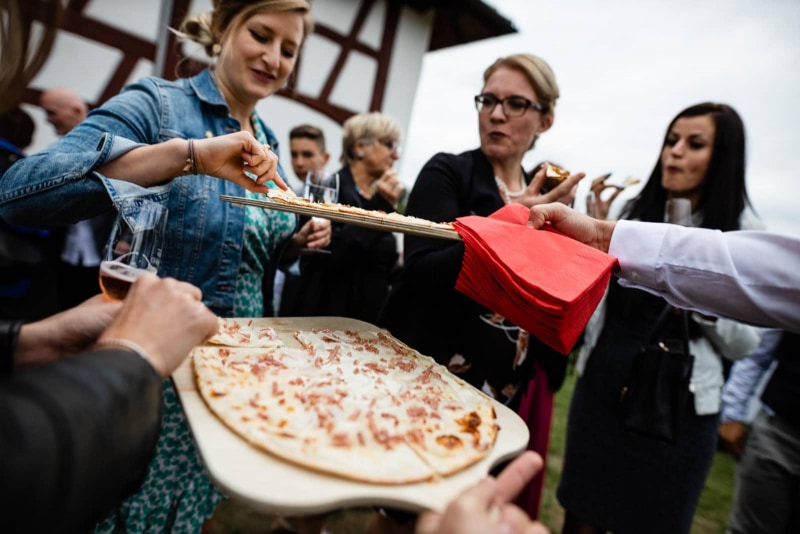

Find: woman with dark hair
624;102;750;230
557;103;764;534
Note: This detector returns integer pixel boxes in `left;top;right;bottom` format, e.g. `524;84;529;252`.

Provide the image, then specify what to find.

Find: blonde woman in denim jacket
0;1;330;531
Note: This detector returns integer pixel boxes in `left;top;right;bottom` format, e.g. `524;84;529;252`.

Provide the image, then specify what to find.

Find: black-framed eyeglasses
474;93;544;117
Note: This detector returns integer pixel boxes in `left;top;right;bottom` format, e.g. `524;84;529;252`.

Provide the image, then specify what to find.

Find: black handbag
619;304;694;443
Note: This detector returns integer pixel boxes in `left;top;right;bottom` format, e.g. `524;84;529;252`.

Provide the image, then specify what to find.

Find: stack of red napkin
453;203;618;354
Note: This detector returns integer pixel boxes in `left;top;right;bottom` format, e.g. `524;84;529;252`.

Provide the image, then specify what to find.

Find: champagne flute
99;198;168;301
302;170;339;254
665;198;692;226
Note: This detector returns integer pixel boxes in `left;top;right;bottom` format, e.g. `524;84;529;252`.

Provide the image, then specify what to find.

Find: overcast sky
399;0;800;235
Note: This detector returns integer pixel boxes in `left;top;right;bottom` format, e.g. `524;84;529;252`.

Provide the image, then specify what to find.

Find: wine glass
302;170;339;254
99;198;168;301
665;198;692;226
304;170;340;205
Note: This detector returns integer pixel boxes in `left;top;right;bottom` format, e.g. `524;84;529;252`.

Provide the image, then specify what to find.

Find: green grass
539;368;738;534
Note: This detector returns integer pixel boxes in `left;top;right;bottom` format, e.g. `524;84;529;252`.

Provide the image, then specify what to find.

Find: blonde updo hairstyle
483;53;559;149
341;112;403;165
178;0;313;58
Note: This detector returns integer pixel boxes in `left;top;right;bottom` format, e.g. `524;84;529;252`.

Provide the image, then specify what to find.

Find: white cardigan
577;208;764;415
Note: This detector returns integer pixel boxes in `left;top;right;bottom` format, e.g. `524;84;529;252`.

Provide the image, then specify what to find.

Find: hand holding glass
99;198;168;301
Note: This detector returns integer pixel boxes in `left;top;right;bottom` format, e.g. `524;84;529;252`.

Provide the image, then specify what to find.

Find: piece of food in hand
543;162;571;190
617;176;641;190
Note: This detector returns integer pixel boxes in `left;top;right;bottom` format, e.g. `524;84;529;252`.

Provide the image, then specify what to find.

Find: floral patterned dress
95;114;295;533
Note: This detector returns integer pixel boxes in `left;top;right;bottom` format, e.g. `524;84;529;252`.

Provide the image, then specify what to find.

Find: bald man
39;88;88;136
39;89;113;311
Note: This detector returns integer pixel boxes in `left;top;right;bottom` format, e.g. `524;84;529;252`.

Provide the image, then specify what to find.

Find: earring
212;43;221;56
355;152;364;160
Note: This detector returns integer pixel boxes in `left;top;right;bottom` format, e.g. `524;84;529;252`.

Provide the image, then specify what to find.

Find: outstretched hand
528;202;617;253
415;452;549;534
194;131;288;192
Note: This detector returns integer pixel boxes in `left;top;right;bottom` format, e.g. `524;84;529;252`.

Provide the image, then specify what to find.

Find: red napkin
453;203;619;354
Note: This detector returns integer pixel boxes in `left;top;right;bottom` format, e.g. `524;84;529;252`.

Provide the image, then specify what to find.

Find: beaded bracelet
182;138;197;175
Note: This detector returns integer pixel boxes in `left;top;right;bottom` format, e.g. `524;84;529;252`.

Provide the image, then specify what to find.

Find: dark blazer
0;349;163;534
378;149;566;400
284;165;399;323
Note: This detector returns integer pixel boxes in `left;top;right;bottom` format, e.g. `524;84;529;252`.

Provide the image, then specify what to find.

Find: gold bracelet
183;138;197;175
95;338;155;368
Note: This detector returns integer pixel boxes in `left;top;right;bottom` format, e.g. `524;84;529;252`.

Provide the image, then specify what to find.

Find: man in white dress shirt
527;202;800;333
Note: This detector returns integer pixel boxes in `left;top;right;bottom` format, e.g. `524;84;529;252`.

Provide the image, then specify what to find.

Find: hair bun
176;12;217;57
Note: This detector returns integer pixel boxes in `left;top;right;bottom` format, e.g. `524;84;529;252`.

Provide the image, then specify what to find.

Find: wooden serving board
173;316;529;515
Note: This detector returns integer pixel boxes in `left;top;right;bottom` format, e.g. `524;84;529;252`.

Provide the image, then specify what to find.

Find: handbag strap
679;309;690;355
645;303;691;354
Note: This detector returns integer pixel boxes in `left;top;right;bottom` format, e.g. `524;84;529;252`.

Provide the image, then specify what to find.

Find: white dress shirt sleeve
609;220;800;333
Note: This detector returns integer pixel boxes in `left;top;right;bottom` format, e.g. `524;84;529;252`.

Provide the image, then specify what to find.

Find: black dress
283;165;399;324
556;279;719;534
378;149;566;403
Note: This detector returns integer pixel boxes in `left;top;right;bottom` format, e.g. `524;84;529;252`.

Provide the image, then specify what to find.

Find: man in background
287;123;330;193
274;124;331;315
39;88;115;310
39;87;88;136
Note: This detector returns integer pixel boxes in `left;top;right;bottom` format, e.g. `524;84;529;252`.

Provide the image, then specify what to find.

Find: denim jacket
0;69;291;316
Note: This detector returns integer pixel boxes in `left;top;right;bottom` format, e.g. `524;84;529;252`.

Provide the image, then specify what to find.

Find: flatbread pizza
193;326;498;484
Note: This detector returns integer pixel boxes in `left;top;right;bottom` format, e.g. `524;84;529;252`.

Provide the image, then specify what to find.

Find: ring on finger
261;143;271;155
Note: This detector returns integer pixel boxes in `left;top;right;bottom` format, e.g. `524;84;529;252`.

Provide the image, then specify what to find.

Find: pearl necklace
495;175;525;204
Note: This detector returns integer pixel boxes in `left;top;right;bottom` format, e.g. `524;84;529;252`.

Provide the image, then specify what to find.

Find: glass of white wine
99;198;168;301
302;170;339;254
665;198;692;226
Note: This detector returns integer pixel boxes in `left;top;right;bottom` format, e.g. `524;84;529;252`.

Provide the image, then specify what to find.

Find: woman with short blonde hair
340;111;403;165
285;111;405;323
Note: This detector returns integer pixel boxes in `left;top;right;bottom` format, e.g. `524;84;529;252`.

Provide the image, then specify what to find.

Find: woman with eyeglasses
377;53;581;520
284;111;405;323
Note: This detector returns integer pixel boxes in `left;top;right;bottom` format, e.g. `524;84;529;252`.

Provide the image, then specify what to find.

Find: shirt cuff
609;220;669;289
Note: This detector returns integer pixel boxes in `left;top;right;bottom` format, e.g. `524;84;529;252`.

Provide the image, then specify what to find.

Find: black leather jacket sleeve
0;349;163;534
